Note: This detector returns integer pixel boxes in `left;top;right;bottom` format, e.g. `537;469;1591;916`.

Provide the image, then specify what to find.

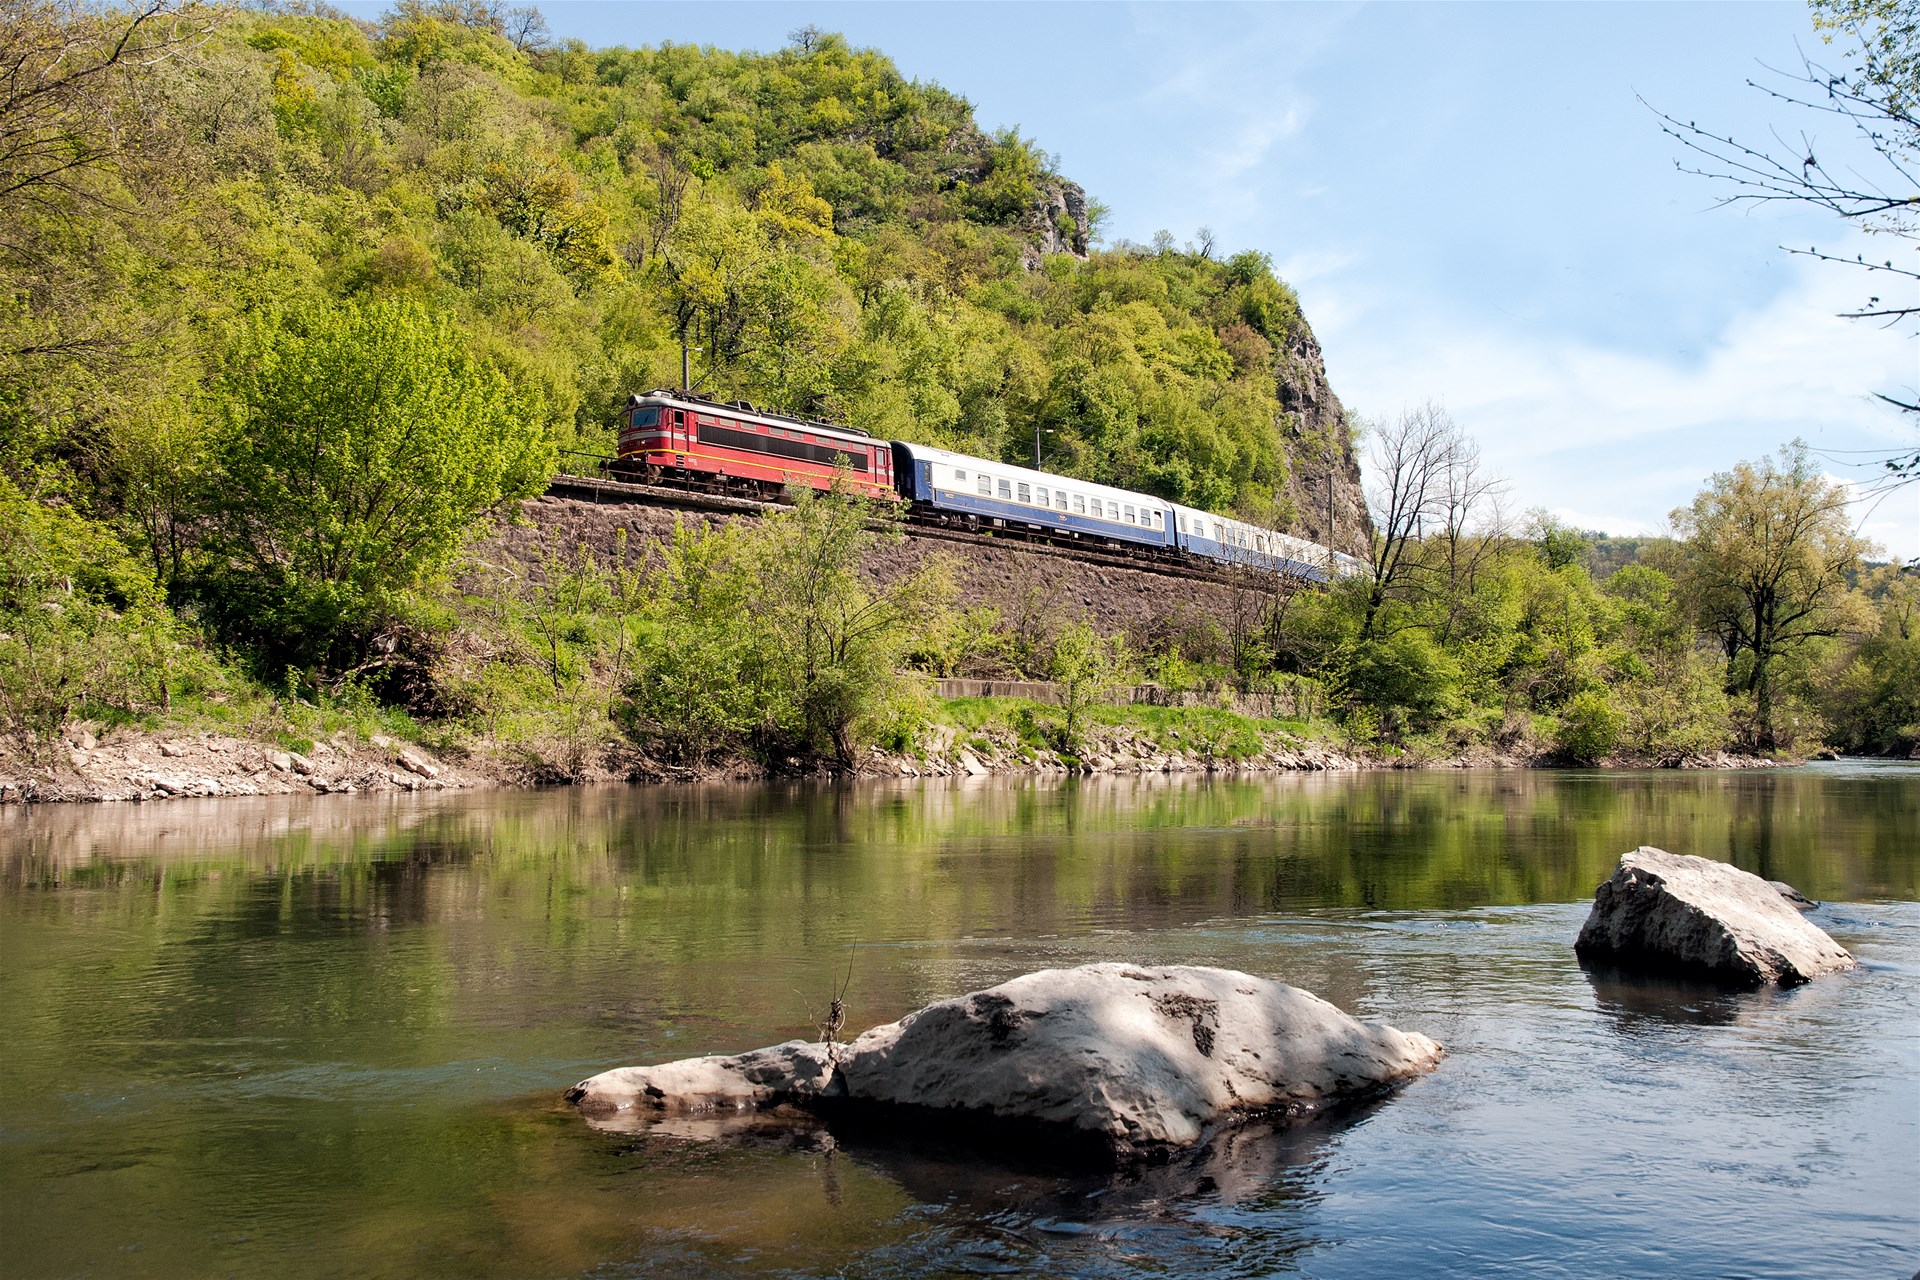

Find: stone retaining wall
492;495;1313;658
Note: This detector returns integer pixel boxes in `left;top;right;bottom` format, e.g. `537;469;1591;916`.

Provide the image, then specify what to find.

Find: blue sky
388;1;1920;556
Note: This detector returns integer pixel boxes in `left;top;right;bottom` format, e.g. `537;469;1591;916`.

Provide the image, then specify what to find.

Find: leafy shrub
1555;689;1623;763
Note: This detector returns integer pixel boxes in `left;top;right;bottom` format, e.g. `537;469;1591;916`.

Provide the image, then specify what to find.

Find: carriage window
1017;482;1031;503
1036;486;1048;506
1152;512;1163;528
978;474;991;495
1056;492;1067;511
998;479;1012;499
1073;495;1085;514
954;469;967;481
1123;505;1135;524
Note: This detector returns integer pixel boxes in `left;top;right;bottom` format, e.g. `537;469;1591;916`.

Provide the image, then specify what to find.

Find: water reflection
1583;966;1771;1028
0;767;1914;1280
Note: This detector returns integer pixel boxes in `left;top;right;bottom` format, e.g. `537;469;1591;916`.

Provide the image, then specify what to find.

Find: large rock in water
567;964;1443;1158
1575;846;1858;987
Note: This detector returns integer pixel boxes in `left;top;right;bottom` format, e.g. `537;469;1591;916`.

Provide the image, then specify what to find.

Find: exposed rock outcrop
567;963;1443;1160
1026;175;1090;260
1274;320;1371;561
1574;846;1857;987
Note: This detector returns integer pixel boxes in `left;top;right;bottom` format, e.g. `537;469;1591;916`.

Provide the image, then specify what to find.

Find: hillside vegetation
2;1;1914;782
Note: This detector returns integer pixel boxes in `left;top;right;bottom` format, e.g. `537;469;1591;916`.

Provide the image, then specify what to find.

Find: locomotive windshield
631;408;661;427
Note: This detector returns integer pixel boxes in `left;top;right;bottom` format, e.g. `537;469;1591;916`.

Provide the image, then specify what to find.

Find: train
618;390;1366;583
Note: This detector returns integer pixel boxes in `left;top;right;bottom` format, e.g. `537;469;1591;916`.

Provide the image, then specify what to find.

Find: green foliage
1817;567;1920;754
1554;689;1623;763
440;534;646;777
0;478;225;746
203;297;552;668
624;485;951;765
1671;441;1874;749
963;128;1045;223
15;3;1890;771
1048;620;1127;752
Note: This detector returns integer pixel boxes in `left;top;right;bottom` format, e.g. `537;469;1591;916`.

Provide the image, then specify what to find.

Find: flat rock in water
568;1040;840;1117
1575;846;1857;987
567;964;1443;1158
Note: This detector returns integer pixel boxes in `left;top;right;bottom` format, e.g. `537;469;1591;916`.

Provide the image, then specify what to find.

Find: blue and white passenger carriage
891;441;1175;552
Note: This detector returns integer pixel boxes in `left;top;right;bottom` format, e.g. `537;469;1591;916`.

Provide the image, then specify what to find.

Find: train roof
893;440;1175;512
628;391;873;442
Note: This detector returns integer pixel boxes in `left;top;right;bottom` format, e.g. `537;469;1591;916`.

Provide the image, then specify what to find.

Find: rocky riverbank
0;725;485;804
0;718;1363;804
0;715;1791;805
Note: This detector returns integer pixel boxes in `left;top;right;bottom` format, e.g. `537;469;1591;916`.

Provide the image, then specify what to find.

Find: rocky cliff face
1023;176;1090;265
1273;321;1372;561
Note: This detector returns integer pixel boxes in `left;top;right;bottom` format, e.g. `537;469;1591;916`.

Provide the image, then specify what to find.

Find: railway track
542;472;1306;591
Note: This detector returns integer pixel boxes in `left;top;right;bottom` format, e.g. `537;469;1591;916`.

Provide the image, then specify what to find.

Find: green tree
0;475;210;744
750;483;949;764
1049;620;1125;752
208;298;551;665
1818;565;1920;753
623;518;771;765
1672;441;1875;749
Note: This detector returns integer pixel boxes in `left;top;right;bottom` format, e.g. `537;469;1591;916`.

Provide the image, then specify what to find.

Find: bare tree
1650;9;1917;326
1431;433;1510;643
1648;0;1918;479
501;5;549;54
1358;402;1476;638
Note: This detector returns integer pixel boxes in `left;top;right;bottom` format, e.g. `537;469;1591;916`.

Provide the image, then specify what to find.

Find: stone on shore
567;964;1443;1157
1575;846;1857;987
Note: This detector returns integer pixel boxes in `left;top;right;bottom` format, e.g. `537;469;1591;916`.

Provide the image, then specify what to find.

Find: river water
1;764;1915;1279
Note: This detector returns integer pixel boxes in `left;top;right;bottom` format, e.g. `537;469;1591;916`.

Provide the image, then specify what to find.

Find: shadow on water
569;1099;1373;1280
1580;965;1776;1029
583;1094;1376;1210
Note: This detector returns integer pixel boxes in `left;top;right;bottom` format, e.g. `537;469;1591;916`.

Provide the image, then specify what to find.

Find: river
2;764;1915;1279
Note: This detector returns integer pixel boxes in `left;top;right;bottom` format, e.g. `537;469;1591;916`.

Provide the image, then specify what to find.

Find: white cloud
1275;248;1360;288
1322;249;1919;558
1206;106;1308;179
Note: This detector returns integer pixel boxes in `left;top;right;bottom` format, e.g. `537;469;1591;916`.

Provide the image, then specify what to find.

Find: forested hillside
5;1;1356;526
3;1;1912;784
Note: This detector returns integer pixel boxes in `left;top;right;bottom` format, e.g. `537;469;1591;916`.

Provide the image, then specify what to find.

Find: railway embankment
496;490;1291;645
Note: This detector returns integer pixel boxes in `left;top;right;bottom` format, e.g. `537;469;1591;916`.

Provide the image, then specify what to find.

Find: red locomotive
617;391;896;501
